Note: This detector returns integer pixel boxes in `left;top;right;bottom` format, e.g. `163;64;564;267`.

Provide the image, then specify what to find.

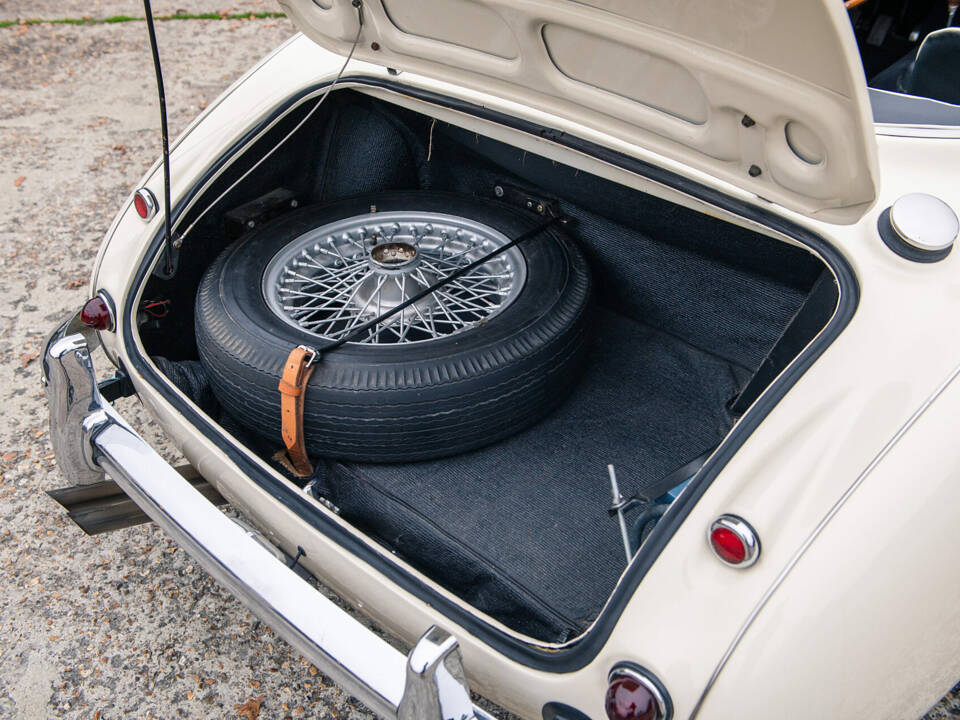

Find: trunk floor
320;307;741;640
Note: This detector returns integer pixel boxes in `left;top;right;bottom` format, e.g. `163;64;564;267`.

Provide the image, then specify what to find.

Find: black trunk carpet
315;307;742;642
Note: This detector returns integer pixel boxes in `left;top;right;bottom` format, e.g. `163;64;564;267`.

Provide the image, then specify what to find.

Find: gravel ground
0;10;383;720
0;6;958;720
0;0;279;22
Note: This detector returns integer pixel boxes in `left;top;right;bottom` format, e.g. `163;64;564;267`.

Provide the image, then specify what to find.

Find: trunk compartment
138;88;836;643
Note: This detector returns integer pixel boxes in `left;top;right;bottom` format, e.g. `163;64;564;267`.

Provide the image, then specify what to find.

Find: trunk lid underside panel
281;0;879;221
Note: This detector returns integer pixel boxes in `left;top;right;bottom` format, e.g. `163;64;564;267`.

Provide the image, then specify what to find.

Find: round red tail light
710;527;746;563
605;666;670;720
133;188;157;220
80;295;114;332
708;514;760;568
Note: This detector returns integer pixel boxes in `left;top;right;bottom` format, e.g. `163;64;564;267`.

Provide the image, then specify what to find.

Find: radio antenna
142;0;175;276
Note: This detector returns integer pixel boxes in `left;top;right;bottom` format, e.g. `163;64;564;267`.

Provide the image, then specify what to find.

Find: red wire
142;300;170;318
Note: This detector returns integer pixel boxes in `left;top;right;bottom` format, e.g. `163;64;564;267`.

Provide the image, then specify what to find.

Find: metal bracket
98;369;136;402
492;183;561;219
398;626;479;720
608;495;646;517
47;467;225;536
151;236;181;280
224;187;299;241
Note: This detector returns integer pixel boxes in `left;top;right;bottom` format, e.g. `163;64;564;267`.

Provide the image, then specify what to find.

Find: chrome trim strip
689;359;960;718
94;290;117;333
42;318;492;720
875;123;960;138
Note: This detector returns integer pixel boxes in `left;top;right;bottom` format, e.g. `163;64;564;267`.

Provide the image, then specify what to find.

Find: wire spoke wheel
198;193;591;462
262;211;527;344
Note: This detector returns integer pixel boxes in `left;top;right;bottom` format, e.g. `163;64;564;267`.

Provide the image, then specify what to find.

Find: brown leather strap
279;346;317;478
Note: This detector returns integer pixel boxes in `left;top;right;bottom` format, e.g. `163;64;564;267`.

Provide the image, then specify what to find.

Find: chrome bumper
42;315;492;720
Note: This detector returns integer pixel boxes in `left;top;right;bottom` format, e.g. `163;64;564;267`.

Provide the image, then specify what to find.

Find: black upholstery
903;27;960;104
869;46;918;92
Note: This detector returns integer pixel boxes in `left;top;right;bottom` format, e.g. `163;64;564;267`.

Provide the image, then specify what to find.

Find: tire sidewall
203;192;587;395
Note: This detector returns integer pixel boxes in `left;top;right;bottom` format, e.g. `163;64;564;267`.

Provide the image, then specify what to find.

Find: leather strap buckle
278;345;320;478
297;344;319;367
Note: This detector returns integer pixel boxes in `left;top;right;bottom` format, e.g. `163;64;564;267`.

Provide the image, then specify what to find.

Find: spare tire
196;191;592;463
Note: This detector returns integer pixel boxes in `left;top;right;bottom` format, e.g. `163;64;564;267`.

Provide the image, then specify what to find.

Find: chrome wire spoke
432;288;491;314
262;211;527;344
342;275;387;333
445;277;510;301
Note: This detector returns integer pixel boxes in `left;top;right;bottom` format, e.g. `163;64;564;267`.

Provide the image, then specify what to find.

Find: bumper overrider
42;312;493;720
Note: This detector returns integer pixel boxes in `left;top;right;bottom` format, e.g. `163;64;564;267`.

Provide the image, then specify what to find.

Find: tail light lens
708;514;760;568
605;666;670;720
80;295;114;332
710;526;746;564
133;188;157;220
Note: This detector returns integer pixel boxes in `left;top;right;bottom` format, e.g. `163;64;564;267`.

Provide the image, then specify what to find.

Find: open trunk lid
280;0;879;223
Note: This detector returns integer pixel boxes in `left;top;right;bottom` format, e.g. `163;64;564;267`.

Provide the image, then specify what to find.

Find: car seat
902;27;960;104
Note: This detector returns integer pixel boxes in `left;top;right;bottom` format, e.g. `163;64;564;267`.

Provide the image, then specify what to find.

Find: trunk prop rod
143;0;366;269
279;212;567;476
608;464;634;564
175;3;365;246
606;447;717;566
142;0;175;276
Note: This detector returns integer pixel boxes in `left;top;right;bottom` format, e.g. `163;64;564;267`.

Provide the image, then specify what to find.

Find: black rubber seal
118;76;860;673
878;206;953;263
542;702;592;720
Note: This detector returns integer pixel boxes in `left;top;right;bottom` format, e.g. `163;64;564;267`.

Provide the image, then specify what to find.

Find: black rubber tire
196;191;592;463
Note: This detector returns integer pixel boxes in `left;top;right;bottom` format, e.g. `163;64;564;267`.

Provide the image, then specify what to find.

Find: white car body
51;2;960;719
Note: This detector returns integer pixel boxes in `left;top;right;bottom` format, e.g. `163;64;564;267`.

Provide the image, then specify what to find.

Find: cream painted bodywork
90;35;960;720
